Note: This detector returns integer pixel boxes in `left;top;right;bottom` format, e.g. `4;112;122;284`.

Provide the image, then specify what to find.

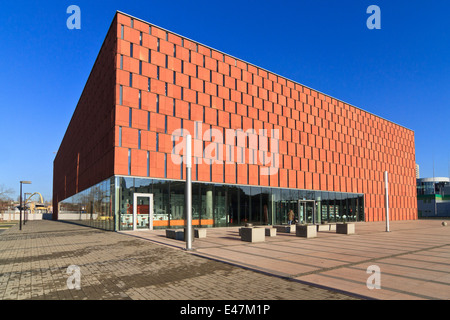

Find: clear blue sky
1;0;449;201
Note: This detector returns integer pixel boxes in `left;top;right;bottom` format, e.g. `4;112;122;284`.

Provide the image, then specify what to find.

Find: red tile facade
53;12;417;222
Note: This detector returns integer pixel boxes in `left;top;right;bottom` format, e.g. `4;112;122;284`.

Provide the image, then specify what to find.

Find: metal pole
384;171;390;232
19;182;22;231
185;135;193;251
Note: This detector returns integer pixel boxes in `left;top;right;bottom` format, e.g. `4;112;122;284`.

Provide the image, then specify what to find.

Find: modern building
53;11;418;231
415;163;420;179
417;177;450;217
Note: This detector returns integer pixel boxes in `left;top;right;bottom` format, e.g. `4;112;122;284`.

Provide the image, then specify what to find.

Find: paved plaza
1;219;449;301
0;220;357;300
126;219;450;300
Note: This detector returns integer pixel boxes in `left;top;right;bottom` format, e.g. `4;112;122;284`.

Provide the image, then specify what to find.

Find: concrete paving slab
120;220;450;300
0;220;358;300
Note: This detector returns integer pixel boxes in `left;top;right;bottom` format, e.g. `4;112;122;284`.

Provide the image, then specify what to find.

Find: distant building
417;177;450;217
415;164;420;178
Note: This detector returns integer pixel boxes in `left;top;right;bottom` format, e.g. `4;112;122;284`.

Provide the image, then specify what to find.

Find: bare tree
0;185;14;211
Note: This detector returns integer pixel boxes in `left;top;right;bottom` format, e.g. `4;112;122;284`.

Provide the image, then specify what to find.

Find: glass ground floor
58;176;365;231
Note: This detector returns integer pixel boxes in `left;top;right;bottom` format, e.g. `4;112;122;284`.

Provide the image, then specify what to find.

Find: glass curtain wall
58;177;114;231
59;176;365;231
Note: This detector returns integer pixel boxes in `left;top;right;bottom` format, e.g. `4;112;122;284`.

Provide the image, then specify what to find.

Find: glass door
133;193;154;231
298;200;316;224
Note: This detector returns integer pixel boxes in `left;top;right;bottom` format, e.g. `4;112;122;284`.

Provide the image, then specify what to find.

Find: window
129;108;132;127
156;133;159;151
120;55;123;70
138;130;141;149
164;154;167;178
130;19;134;28
180;155;183;179
138;90;141;109
147;112;150;131
148;49;151;63
139;32;142;46
157;66;160;80
157;38;160;52
119;85;123;105
121;25;124;39
119;126;122;147
147;151;150;177
130;43;133;57
128;149;131;175
156;94;159;113
165;115;167;134
148;78;151;92
139;61;142;75
129;72;132;87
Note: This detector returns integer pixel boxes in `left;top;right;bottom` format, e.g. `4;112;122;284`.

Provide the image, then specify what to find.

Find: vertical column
186;135;193;250
385;171;390;232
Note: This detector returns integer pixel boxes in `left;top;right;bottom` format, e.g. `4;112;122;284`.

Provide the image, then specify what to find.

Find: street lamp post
19;181;32;231
185;135;192;251
24;192;31;225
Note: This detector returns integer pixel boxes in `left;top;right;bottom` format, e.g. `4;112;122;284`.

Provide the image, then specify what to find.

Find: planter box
265;227;276;237
317;223;337;232
194;228;207;238
166;229;182;239
240;227;265;243
296;224;317;238
317;224;330;231
273;225;295;233
336;223;355;235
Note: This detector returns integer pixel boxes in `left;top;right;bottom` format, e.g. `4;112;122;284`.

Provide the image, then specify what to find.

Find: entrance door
133;193;154;231
298;200;316;224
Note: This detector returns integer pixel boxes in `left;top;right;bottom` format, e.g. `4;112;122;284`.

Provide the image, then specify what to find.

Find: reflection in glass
59;176;366;231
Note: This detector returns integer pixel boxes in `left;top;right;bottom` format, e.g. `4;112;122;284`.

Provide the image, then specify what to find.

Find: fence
0;210;52;221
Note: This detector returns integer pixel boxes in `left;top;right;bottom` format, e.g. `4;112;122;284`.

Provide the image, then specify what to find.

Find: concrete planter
296;224;317;238
336;223;355;235
265;227;276;237
273;225;295;233
317;223;337;232
240;227;265;243
166;229;182;239
194;228;207;238
317;224;330;231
